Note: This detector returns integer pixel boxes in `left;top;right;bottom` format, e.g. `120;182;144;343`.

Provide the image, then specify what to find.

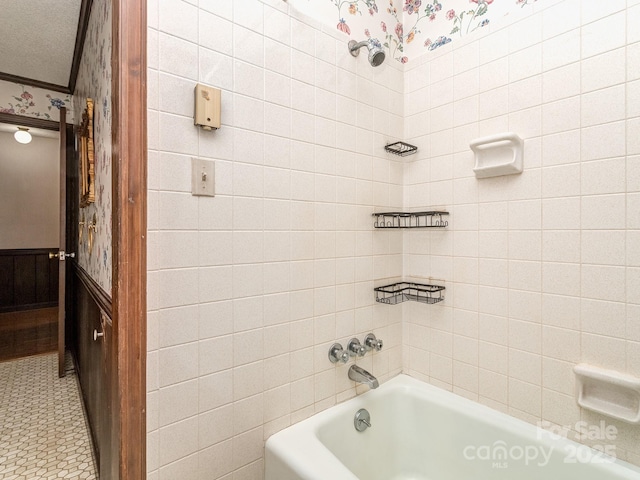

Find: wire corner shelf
374;282;445;305
372;211;449;229
385;141;418;157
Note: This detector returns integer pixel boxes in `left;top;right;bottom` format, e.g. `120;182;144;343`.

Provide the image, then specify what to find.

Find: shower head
348;39;386;67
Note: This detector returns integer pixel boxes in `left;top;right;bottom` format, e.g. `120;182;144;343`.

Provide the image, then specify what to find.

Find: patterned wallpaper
0;79;73;123
402;0;538;59
288;0;404;61
73;0;112;296
288;0;539;63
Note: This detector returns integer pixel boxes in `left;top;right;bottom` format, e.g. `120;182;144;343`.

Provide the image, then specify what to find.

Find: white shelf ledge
470;132;523;178
574;364;640;424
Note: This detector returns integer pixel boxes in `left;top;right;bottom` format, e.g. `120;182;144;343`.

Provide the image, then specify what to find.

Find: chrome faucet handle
354;408;372;432
328;343;349;364
364;333;383;352
348;338;366;357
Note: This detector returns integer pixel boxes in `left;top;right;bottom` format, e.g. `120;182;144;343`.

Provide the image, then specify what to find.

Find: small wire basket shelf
373;211;449;228
374;282;445;305
385;141;418;157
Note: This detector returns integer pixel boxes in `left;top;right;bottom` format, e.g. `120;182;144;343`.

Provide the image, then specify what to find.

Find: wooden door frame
111;0;147;478
0;112;62;131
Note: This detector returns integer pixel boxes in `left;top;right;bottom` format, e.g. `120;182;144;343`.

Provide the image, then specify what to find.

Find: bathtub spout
348;365;379;389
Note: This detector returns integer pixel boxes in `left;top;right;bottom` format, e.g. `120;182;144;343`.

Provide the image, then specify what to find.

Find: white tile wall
148;0;640;476
403;0;640;466
147;0;403;478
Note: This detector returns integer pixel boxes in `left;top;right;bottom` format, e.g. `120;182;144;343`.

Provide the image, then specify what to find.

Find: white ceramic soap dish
574;364;640;424
470;132;523;178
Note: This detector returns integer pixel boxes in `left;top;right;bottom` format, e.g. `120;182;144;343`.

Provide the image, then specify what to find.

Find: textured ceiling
0;0;82;87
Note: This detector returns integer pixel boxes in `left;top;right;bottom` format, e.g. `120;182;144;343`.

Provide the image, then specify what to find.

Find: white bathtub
265;374;640;480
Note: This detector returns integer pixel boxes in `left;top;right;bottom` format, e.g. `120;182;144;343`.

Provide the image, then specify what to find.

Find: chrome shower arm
349;40;369;56
347;38;385;66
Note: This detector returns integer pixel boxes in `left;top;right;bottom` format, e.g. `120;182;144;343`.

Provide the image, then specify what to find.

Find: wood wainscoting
0;249;59;313
72;262;113;478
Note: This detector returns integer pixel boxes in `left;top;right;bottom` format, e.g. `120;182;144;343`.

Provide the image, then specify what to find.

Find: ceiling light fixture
14;127;32;144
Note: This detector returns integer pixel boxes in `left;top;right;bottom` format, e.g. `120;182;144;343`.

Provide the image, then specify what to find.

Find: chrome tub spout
348;364;379;389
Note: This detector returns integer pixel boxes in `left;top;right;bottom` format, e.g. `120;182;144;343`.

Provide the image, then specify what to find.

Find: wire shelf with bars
374;282;445;305
385;141;418;157
372;211;449;228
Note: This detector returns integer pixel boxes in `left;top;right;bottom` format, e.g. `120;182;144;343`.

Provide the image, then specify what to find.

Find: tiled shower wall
146;0;405;477
403;0;640;464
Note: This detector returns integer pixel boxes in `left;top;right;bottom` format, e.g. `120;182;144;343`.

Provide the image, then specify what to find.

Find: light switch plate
191;157;215;196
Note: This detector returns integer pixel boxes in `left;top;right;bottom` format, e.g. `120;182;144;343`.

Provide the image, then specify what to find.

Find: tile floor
0;353;97;479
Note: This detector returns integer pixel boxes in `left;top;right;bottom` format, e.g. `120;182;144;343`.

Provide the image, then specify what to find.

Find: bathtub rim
264;373;640;480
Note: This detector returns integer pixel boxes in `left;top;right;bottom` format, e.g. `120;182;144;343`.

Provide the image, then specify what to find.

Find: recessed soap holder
574;364;640;424
470;132;523;178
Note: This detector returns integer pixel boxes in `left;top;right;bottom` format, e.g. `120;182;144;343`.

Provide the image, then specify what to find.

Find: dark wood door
57;108;67;377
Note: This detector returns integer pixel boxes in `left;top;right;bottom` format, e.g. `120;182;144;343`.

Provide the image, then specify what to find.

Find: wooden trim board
111;0;147;477
0;112;62;131
73;263;112;318
69;0;94;94
0;71;70;94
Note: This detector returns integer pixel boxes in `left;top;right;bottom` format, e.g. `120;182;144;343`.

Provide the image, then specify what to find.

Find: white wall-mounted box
574;364;640;424
470;132;524;179
194;83;221;130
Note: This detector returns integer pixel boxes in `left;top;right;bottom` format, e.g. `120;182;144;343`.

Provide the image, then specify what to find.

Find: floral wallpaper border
0;79;73;123
288;0;539;63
